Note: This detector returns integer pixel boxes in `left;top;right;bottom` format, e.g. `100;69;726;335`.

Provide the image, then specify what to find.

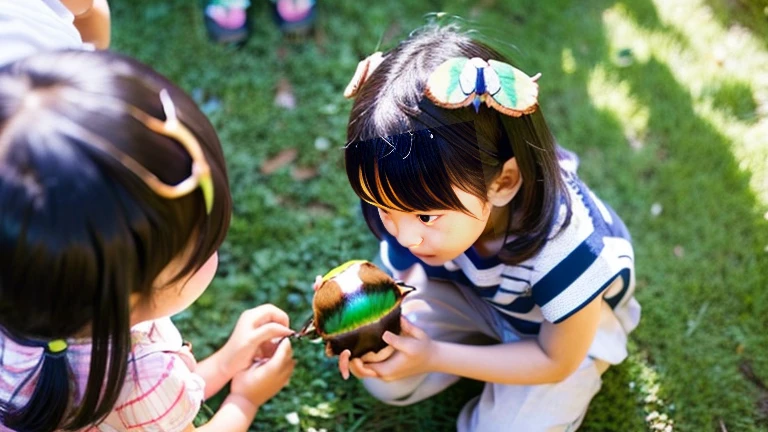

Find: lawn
111;1;768;430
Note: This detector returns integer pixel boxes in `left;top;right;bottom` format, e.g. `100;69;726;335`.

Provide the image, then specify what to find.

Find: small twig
719;418;728;432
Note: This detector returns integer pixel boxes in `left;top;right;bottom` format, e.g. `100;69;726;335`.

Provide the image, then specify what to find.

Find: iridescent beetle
298;260;415;358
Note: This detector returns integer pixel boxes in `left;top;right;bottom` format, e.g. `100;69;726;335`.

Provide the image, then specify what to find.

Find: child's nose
396;221;423;249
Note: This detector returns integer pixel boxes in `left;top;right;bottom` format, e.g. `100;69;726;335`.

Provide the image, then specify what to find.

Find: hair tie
46;339;68;355
424;57;541;117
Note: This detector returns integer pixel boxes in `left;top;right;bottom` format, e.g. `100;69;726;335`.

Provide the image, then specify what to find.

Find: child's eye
418;215;439;224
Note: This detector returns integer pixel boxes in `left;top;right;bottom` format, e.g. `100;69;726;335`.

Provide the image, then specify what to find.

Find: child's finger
254;337;293;368
338;349;351;380
244;304;290;328
269;337;293;364
313;275;323;291
349;357;379;379
359;345;394;363
252;322;295;345
382;331;412;354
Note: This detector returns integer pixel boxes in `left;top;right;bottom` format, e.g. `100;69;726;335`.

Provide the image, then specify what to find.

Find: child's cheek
381;217;397;236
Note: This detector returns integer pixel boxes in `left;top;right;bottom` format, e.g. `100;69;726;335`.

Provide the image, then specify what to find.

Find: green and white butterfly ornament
425;57;542;117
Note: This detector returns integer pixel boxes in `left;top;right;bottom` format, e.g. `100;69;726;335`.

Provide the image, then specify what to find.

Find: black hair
345;24;569;264
0;50;232;430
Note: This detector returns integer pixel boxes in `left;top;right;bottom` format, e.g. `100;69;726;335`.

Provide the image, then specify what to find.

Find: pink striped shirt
0;318;205;431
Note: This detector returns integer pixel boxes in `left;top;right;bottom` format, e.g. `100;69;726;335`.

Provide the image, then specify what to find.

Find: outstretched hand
337;317;434;382
220;304;295;377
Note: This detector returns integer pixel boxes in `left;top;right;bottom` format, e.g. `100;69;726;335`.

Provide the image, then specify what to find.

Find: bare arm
186;395;259;432
365;291;604;385
192;339;295;431
62;0;111;49
194;349;234;399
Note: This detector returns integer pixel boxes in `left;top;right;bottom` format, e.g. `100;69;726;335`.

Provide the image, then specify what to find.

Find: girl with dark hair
339;25;641;431
0;50;295;431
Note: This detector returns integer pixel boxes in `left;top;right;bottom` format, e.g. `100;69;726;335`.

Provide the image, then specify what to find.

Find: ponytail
0;339;72;432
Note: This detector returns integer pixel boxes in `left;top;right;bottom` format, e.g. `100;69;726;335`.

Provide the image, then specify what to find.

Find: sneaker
271;0;316;37
204;0;251;45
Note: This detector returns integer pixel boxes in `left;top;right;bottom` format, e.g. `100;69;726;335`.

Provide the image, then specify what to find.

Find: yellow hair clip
128;89;215;214
47;339;68;354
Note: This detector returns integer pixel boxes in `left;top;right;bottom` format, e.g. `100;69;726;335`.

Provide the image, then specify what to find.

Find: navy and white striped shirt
378;149;640;362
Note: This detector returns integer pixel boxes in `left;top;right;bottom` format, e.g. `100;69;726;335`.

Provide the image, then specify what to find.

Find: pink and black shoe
271;0;316;37
204;0;251;45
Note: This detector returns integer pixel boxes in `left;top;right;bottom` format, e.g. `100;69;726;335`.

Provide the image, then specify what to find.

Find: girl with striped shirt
337;25;641;431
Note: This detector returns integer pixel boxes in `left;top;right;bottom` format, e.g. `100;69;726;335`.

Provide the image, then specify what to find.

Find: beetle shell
312;261;413;358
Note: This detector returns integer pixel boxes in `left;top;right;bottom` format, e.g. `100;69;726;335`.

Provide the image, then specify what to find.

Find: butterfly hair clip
425;57;541;117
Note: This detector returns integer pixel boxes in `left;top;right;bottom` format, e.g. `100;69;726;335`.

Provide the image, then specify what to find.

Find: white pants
363;265;606;432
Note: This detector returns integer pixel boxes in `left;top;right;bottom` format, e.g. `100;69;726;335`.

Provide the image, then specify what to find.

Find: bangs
346;123;487;214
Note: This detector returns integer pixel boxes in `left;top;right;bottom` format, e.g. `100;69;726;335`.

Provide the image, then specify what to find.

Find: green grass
111;0;768;430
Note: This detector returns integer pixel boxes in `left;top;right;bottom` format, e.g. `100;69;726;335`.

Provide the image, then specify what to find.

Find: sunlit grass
587;65;650;150
602;0;768;205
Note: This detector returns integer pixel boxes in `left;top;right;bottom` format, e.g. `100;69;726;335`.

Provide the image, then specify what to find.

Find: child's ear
487;157;522;207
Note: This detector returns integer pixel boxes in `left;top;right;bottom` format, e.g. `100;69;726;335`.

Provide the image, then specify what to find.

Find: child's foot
272;0;316;39
204;0;251;45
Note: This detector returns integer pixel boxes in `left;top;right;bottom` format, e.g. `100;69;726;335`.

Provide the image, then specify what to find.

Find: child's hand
312;275;322;291
366;317;434;381
230;338;295;409
338;317;433;382
337;346;393;380
220;304;294;377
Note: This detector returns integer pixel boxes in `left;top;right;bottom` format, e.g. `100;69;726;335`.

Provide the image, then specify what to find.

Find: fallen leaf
274;77;296;110
307;202;334;217
291;166;318;181
261;148;298;174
